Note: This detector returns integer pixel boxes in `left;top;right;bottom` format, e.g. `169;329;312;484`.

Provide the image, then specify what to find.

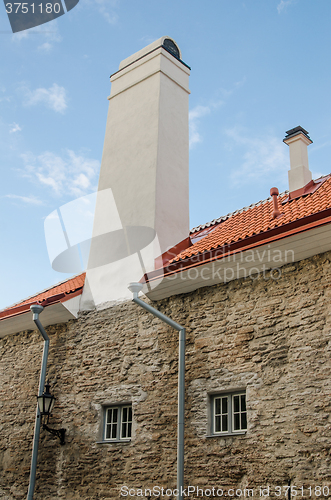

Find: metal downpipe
128;283;186;500
27;305;49;500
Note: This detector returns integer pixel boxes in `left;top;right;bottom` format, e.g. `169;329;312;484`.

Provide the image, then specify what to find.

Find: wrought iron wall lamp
38;381;66;445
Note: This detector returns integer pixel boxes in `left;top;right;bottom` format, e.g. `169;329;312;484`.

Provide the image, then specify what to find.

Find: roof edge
0;288;83;322
143;205;331;283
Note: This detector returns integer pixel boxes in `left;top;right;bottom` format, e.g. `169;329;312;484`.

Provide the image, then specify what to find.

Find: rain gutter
0;288;83;321
27;305;49;500
128;283;186;500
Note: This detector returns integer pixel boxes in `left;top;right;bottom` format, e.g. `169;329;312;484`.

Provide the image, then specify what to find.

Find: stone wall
1;251;331;499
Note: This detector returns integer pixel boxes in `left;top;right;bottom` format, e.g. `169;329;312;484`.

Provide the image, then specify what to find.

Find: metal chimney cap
30;304;44;315
284;126;312;142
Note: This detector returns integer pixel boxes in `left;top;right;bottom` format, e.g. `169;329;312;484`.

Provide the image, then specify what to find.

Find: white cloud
189;100;225;149
38;23;62;50
0;87;11;103
24;83;67;113
12;21;62;50
225;127;288;186
9;123;21;133
20;149;100;197
5;194;43;205
189;80;245;150
189;105;211;149
12;30;29;41
140;35;157;46
310;140;331;153
97;0;119;24
82;0;118;24
277;0;296;13
38;42;53;52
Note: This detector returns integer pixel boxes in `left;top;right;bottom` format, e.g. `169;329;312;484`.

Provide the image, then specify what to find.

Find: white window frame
211;392;247;436
103;404;132;442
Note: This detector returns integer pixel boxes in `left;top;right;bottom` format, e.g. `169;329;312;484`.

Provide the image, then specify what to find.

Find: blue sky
1;0;331;310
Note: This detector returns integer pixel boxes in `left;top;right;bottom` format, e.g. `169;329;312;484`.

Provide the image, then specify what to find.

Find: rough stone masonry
1;251;331;499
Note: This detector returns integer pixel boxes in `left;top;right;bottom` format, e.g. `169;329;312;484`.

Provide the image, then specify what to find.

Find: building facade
1;37;331;500
1;251;331;499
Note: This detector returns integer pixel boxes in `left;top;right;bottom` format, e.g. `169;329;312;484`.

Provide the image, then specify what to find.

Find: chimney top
283;125;313;193
118;36;184;72
283;126;312;143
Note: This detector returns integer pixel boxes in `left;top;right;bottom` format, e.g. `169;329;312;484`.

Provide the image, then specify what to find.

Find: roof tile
1;273;85;313
172;175;331;263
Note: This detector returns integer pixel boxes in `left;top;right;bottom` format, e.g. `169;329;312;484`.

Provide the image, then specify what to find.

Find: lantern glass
49;397;55;414
37;383;55;416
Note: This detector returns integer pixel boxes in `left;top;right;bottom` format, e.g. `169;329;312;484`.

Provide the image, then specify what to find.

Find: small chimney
270;187;281;219
283;126;313;192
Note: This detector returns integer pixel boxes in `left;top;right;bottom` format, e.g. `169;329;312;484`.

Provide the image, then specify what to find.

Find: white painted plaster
81;38;190;309
284;132;313;192
62;294;81;318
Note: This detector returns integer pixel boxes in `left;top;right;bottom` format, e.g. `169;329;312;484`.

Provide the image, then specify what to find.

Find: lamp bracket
42;424;66;445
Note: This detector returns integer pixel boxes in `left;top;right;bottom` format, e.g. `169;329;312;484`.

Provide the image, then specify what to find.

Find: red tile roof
0;273;85;320
17;273;85;306
170;175;331;263
3;175;331;314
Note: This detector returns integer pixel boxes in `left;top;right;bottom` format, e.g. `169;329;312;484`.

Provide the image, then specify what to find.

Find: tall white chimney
81;37;190;309
283;126;313;192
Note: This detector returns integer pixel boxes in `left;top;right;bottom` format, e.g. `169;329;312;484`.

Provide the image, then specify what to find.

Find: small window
212;392;247;435
104;405;132;441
